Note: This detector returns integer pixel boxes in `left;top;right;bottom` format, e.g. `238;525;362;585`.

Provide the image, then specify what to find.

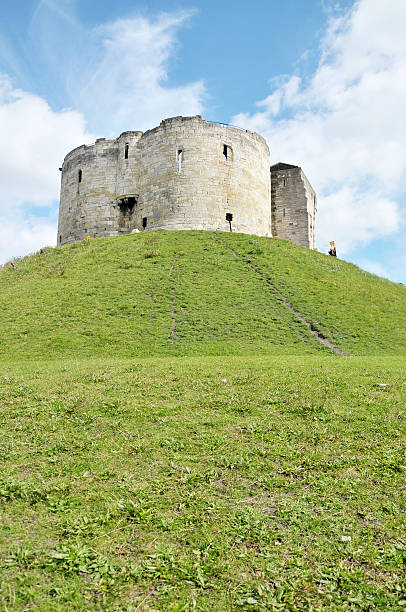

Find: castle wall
58;116;271;245
115;131;143;198
58;139;118;244
136;116;271;235
57;131;145;244
271;165;317;249
58;116;317;249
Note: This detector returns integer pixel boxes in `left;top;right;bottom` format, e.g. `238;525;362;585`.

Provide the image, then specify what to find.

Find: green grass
219;232;406;355
0;231;405;610
0;355;405;610
1;230;405;360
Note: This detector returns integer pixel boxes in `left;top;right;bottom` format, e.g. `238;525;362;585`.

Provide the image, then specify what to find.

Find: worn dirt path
168;254;179;343
214;233;346;356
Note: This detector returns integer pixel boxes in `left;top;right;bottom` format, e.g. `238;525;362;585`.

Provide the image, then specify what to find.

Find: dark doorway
117;196;137;233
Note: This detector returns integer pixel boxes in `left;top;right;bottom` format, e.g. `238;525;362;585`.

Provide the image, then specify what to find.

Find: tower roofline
270;162;299;171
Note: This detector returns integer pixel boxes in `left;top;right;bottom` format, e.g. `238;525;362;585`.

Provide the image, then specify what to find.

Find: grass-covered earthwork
1;231;405;360
0;232;405;610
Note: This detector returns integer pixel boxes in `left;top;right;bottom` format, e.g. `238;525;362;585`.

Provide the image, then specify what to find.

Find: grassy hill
1;231;405;610
0;230;405;359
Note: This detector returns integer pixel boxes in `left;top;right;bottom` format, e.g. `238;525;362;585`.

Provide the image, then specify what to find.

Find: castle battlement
57;115;317;248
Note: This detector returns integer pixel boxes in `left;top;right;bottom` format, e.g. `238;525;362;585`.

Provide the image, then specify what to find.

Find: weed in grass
143;249;161;259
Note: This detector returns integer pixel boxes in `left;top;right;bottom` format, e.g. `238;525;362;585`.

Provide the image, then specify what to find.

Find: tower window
78;169;82;183
125;144;129;159
142;217;147;229
283;208;286;217
283;178;286;187
178;149;183;174
226;213;233;222
59;235;62;243
222;144;233;162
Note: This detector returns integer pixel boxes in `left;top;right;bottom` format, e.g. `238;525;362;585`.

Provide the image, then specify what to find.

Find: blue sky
1;0;405;284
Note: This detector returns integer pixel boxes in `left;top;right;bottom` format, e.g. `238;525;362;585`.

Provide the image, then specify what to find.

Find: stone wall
57;131;143;245
58;115;318;250
58;116;271;245
270;163;317;249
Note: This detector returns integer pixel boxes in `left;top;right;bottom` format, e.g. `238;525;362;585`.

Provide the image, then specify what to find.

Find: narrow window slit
222;144;233;162
142;217;147;229
125;144;129;159
226;212;233;231
283;208;286;217
78;169;82;183
178;149;183;174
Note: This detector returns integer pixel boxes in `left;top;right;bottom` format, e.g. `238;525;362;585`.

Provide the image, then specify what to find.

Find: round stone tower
57;115;271;245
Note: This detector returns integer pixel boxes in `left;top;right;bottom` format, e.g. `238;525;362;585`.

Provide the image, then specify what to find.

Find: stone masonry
58;115;317;248
270;163;317;249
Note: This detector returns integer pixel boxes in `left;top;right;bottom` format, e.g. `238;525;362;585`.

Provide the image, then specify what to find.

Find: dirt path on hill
168;254;179;343
214;234;347;356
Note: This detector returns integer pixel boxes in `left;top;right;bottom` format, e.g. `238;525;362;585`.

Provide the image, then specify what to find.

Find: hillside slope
0;230;405;359
1;231;405;610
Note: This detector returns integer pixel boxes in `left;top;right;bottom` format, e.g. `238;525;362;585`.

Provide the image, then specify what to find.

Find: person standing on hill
328;241;337;257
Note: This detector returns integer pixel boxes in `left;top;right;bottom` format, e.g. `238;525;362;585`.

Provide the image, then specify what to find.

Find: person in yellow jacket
328;241;337;257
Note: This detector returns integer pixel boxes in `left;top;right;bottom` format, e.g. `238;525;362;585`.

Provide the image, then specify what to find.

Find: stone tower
270;163;317;250
57;115;317;249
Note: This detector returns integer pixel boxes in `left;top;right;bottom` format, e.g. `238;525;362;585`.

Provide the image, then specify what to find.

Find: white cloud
232;0;406;254
318;187;399;254
0;212;56;264
25;4;205;133
0;9;206;262
355;258;390;279
74;12;206;135
0;75;92;262
0;74;92;207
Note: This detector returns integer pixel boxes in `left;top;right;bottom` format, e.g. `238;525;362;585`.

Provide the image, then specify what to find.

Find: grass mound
1;231;405;609
0;230;405;359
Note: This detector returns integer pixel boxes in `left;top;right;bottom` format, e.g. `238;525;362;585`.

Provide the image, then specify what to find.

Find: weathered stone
57;116;317;249
270;163;317;249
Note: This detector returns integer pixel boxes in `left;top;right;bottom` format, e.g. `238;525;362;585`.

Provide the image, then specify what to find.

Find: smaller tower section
115;131;143;234
270;163;317;249
58;138;119;245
